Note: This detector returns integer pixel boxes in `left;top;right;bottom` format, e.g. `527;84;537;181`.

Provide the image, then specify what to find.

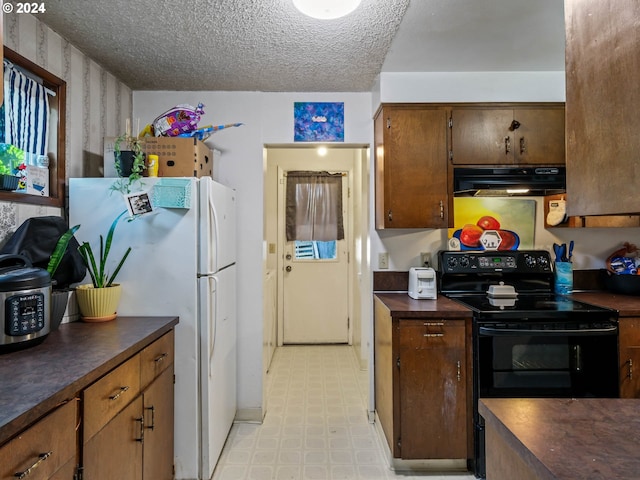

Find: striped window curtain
3;61;50;156
285;171;344;242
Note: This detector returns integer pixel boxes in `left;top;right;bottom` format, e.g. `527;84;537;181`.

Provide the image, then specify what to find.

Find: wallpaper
0;13;132;247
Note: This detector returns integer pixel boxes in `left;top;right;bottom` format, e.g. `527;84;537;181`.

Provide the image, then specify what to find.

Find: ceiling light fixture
293;0;362;20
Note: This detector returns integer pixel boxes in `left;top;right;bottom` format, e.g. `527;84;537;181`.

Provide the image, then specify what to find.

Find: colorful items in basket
607;242;639;275
152;103;206;137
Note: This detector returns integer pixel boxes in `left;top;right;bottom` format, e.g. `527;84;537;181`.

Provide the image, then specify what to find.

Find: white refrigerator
69;176;237;480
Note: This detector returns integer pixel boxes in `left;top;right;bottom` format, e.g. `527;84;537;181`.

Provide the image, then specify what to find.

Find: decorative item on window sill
152;178;192;209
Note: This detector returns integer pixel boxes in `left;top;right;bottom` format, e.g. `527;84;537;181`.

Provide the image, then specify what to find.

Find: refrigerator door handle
209;274;218;377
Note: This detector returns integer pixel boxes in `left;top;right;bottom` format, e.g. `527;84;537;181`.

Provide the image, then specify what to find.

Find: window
0;47;66;207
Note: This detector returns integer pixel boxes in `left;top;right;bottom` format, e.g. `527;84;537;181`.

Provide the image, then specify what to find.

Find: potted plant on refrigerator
112;132;146;194
75;211;132;322
46;224;81;329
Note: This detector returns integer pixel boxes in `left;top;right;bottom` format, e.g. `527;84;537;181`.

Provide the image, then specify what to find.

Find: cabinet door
143;366;174;480
565;0;640;215
619;317;640;398
398;319;467;459
375;107;449;228
83;396;144;480
513;108;565;165
450;109;514;165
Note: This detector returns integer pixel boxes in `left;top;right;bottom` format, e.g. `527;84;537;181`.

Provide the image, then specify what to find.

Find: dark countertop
375;289;640;318
0;316;179;446
572;291;640;316
479;398;640;480
374;292;472;318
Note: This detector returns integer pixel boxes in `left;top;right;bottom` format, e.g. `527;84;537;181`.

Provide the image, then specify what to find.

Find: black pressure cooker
0;254;51;353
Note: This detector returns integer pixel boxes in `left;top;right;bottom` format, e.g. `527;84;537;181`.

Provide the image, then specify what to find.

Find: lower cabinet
374;297;469;460
0;400;77;480
619;317;640;398
82;330;175;479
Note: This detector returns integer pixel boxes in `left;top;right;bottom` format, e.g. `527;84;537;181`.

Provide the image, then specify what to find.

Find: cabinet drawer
83;354;141;441
140;331;174;390
399;320;465;349
0;400;77;480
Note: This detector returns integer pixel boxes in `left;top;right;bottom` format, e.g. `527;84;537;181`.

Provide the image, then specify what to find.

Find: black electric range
437;250;620;479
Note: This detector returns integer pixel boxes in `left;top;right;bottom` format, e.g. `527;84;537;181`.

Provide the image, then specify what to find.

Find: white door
280;172;349;344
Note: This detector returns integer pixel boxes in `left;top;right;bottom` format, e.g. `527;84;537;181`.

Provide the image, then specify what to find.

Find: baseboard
234;407;263;423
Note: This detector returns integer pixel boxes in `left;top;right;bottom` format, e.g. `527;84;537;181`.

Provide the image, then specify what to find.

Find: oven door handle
478;326;618;336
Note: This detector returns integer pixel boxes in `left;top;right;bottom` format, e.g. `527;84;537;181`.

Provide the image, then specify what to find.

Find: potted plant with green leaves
46;224;81;329
75;211;132;322
112;133;146;194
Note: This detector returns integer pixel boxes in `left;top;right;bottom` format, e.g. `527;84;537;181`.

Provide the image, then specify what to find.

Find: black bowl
602;271;640;296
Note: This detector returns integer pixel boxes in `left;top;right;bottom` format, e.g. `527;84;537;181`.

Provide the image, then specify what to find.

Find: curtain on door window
2;61;50;157
286;171;344;242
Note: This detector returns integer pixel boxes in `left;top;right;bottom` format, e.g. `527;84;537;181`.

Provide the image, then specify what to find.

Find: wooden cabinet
0;400;77;480
82;330;175;480
398;319;467;459
450;105;565;166
374;105;450;229
619;317;640;398
374;297;468;460
565;0;640;216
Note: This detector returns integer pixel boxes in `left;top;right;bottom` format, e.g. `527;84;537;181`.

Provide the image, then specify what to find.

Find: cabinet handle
628;359;633;380
14;452;53;479
154;352;168;363
146;406;156;430
135;416;145;442
423;322;444;326
439;200;444;219
109;385;130;401
505;136;511;154
423;333;444;337
456;361;461;382
520;137;526;154
388;210;392;222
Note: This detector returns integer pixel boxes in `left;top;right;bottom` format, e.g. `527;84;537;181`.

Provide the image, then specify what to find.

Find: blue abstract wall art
294;102;344;142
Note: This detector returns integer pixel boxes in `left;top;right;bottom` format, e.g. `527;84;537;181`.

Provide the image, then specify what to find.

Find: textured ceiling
36;0;565;92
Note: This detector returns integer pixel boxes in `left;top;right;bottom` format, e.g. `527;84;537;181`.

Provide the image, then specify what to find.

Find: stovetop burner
449;293;615;318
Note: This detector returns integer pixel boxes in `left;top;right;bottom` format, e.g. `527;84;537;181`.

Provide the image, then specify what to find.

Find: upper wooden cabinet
450;105;565;166
374;105;450;229
565;0;640;216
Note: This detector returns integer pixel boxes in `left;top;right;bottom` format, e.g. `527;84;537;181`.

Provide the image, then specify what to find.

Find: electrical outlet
378;252;389;269
420;252;431;267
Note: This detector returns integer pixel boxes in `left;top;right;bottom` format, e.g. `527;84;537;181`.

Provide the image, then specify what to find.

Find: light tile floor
212;345;476;480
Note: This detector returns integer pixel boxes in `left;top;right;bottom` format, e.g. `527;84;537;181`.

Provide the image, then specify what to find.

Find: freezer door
198;177;237;274
198;264;237;478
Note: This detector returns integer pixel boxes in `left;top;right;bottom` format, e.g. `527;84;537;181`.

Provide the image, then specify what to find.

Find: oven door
476;321;620;398
472;319;619;478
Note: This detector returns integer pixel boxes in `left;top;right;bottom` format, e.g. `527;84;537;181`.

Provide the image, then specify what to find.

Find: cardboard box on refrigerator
143;137;213;178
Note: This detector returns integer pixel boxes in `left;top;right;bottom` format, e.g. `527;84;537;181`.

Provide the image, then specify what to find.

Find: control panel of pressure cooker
440;250;552;274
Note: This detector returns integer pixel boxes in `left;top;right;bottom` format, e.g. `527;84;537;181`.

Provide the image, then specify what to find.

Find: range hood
453;166;566;196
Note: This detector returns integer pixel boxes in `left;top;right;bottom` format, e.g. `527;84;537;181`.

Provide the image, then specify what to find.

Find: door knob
286;265;292;272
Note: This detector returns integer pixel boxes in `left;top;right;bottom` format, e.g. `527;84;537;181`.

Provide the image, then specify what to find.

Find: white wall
133;92;374;416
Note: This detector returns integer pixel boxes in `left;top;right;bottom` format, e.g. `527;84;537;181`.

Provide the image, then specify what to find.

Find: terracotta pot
75;284;122;322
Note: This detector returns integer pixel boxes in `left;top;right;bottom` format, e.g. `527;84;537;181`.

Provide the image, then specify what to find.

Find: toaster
408;267;437;299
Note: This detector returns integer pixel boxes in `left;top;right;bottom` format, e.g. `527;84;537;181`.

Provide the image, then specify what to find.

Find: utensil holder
555;262;573;295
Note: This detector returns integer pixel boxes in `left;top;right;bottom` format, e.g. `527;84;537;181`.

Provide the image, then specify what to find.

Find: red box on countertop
143;137;213;177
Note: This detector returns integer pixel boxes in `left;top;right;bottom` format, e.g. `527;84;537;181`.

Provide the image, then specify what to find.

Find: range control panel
439;250;553;274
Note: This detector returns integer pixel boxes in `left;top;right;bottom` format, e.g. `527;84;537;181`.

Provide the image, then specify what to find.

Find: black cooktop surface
448;294;617;317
